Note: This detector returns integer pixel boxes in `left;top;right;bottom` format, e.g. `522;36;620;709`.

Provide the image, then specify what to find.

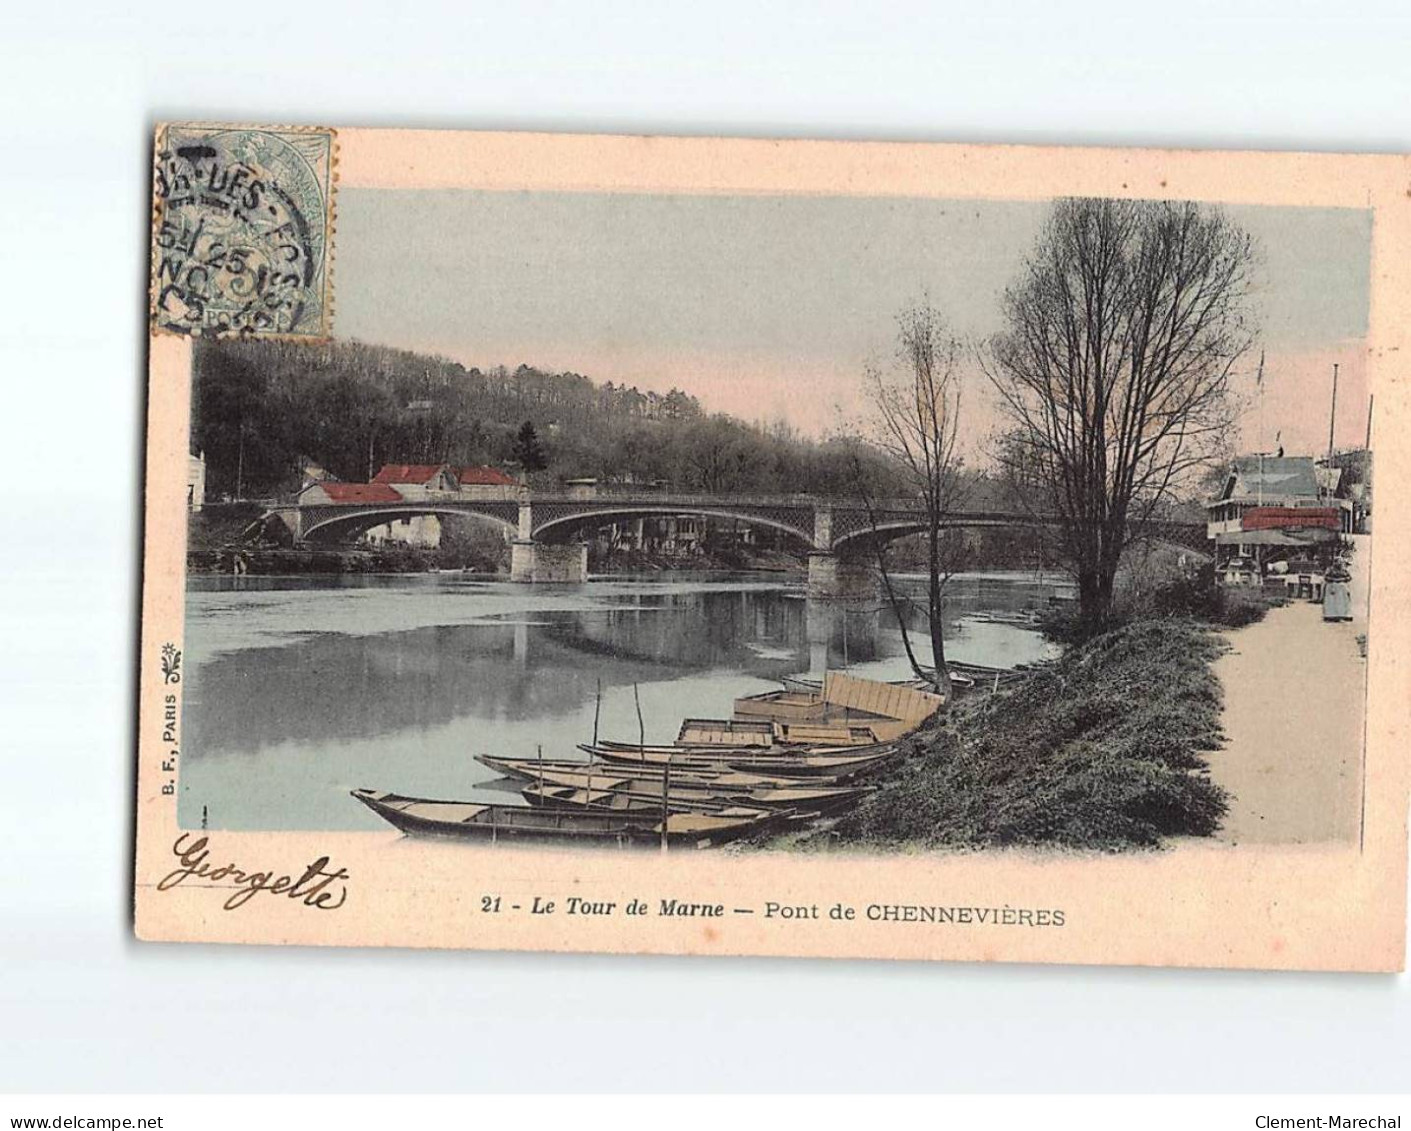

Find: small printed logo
161;642;183;684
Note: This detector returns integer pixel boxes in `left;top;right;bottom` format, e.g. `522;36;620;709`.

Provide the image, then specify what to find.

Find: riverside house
1205;454;1349;586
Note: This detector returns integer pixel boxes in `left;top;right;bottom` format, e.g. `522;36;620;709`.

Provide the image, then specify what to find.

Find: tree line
191;338;905;501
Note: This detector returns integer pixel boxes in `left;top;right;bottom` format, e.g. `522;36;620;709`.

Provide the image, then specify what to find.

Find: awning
1213;528;1337;547
1241;506;1342;532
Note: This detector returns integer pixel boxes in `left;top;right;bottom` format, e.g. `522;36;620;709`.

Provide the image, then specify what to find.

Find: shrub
1041;564;1284;644
833;619;1231;851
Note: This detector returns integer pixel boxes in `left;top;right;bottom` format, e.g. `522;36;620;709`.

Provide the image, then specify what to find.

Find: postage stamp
150;123;336;339
133;128;1410;971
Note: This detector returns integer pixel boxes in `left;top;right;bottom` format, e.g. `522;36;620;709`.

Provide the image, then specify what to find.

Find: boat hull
584;743;899;779
352;789;782;847
521;776;870;814
476;753;825;789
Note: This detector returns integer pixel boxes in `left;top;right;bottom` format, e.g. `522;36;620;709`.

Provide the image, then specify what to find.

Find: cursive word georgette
158;833;350;911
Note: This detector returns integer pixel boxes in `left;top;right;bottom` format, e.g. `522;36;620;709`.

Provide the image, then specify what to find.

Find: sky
336;188;1374;457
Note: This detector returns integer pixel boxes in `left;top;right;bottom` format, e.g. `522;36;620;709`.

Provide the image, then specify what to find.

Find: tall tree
861;301;970;698
986;197;1255;635
512;420;549;472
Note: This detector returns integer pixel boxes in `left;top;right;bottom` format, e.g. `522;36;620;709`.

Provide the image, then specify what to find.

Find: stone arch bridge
263;492;1207;593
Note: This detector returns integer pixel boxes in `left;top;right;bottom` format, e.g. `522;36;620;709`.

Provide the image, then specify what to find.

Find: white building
187;451;206;511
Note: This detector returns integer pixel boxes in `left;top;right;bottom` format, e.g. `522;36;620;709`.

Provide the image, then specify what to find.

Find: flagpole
1257;350;1265;509
1255;350;1265;582
1327;362;1340;464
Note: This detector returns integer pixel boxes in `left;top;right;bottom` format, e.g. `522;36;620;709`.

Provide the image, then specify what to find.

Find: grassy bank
824;618;1233;852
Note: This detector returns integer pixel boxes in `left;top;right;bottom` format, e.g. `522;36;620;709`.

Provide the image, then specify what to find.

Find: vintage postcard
135;126;1409;970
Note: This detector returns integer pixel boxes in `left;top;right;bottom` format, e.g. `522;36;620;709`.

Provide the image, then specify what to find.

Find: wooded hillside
192;338;902;500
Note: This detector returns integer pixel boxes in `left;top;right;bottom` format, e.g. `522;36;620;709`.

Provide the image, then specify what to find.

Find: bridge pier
806;551;877;600
510;540;588;583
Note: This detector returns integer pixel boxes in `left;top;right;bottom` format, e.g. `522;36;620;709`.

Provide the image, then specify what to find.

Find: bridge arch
530;504;816;547
829;514;1047;552
300;504;518;545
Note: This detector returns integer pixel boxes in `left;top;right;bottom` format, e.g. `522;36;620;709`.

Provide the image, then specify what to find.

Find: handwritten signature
158;833;350;912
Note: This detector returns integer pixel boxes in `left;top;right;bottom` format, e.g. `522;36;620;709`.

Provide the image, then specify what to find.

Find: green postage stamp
151;123;335;339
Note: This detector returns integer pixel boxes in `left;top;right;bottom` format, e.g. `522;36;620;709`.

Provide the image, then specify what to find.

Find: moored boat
583;742;899;779
674;717;777;746
351;788;780;847
518;770;870;813
588;737;892;757
777;667;993;694
744;672;944;742
732;687;831;723
676;717;879;748
475;753;833;789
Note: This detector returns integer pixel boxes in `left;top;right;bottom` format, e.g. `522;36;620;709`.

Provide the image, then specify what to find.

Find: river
179;570;1067;831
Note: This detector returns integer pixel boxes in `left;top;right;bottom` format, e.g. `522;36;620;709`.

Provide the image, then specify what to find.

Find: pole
593;677;602;746
660;748;672;855
235;421;245;501
1365;394;1374;452
1255;351;1264;580
537;743;545;808
1328;363;1340;464
633;682;646;765
1256;350;1265;508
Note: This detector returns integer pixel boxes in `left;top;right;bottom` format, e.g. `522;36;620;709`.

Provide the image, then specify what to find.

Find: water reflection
180;572;1064;830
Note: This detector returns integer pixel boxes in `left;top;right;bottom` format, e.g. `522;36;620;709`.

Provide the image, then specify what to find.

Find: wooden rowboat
732;687;832;723
676;717;880;748
475;753;828;789
581;742;899;779
351;789;780;847
518;769;870;813
675;717;777;746
588;737;896;759
703;748;897;779
777;669;982;693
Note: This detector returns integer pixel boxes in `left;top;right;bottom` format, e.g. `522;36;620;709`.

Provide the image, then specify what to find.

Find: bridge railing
526;490;927;509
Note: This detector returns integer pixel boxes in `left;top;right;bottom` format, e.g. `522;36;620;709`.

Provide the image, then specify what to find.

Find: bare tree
860;301;970;699
985;198;1255;635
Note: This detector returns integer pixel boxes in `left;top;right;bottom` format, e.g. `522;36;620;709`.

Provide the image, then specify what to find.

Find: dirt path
1204;600;1367;846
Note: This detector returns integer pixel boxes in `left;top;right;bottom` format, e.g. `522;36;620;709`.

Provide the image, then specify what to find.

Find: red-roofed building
455;466;518;487
372;464;457;496
454;465;525;500
300;481;402;505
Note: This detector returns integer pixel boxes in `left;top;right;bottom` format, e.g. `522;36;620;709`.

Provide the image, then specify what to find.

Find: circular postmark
152;126;333;338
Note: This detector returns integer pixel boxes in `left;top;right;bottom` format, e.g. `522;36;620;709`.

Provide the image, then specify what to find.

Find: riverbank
800;617;1233;852
1199;601;1365;846
187;545;807;575
187;546;496;575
